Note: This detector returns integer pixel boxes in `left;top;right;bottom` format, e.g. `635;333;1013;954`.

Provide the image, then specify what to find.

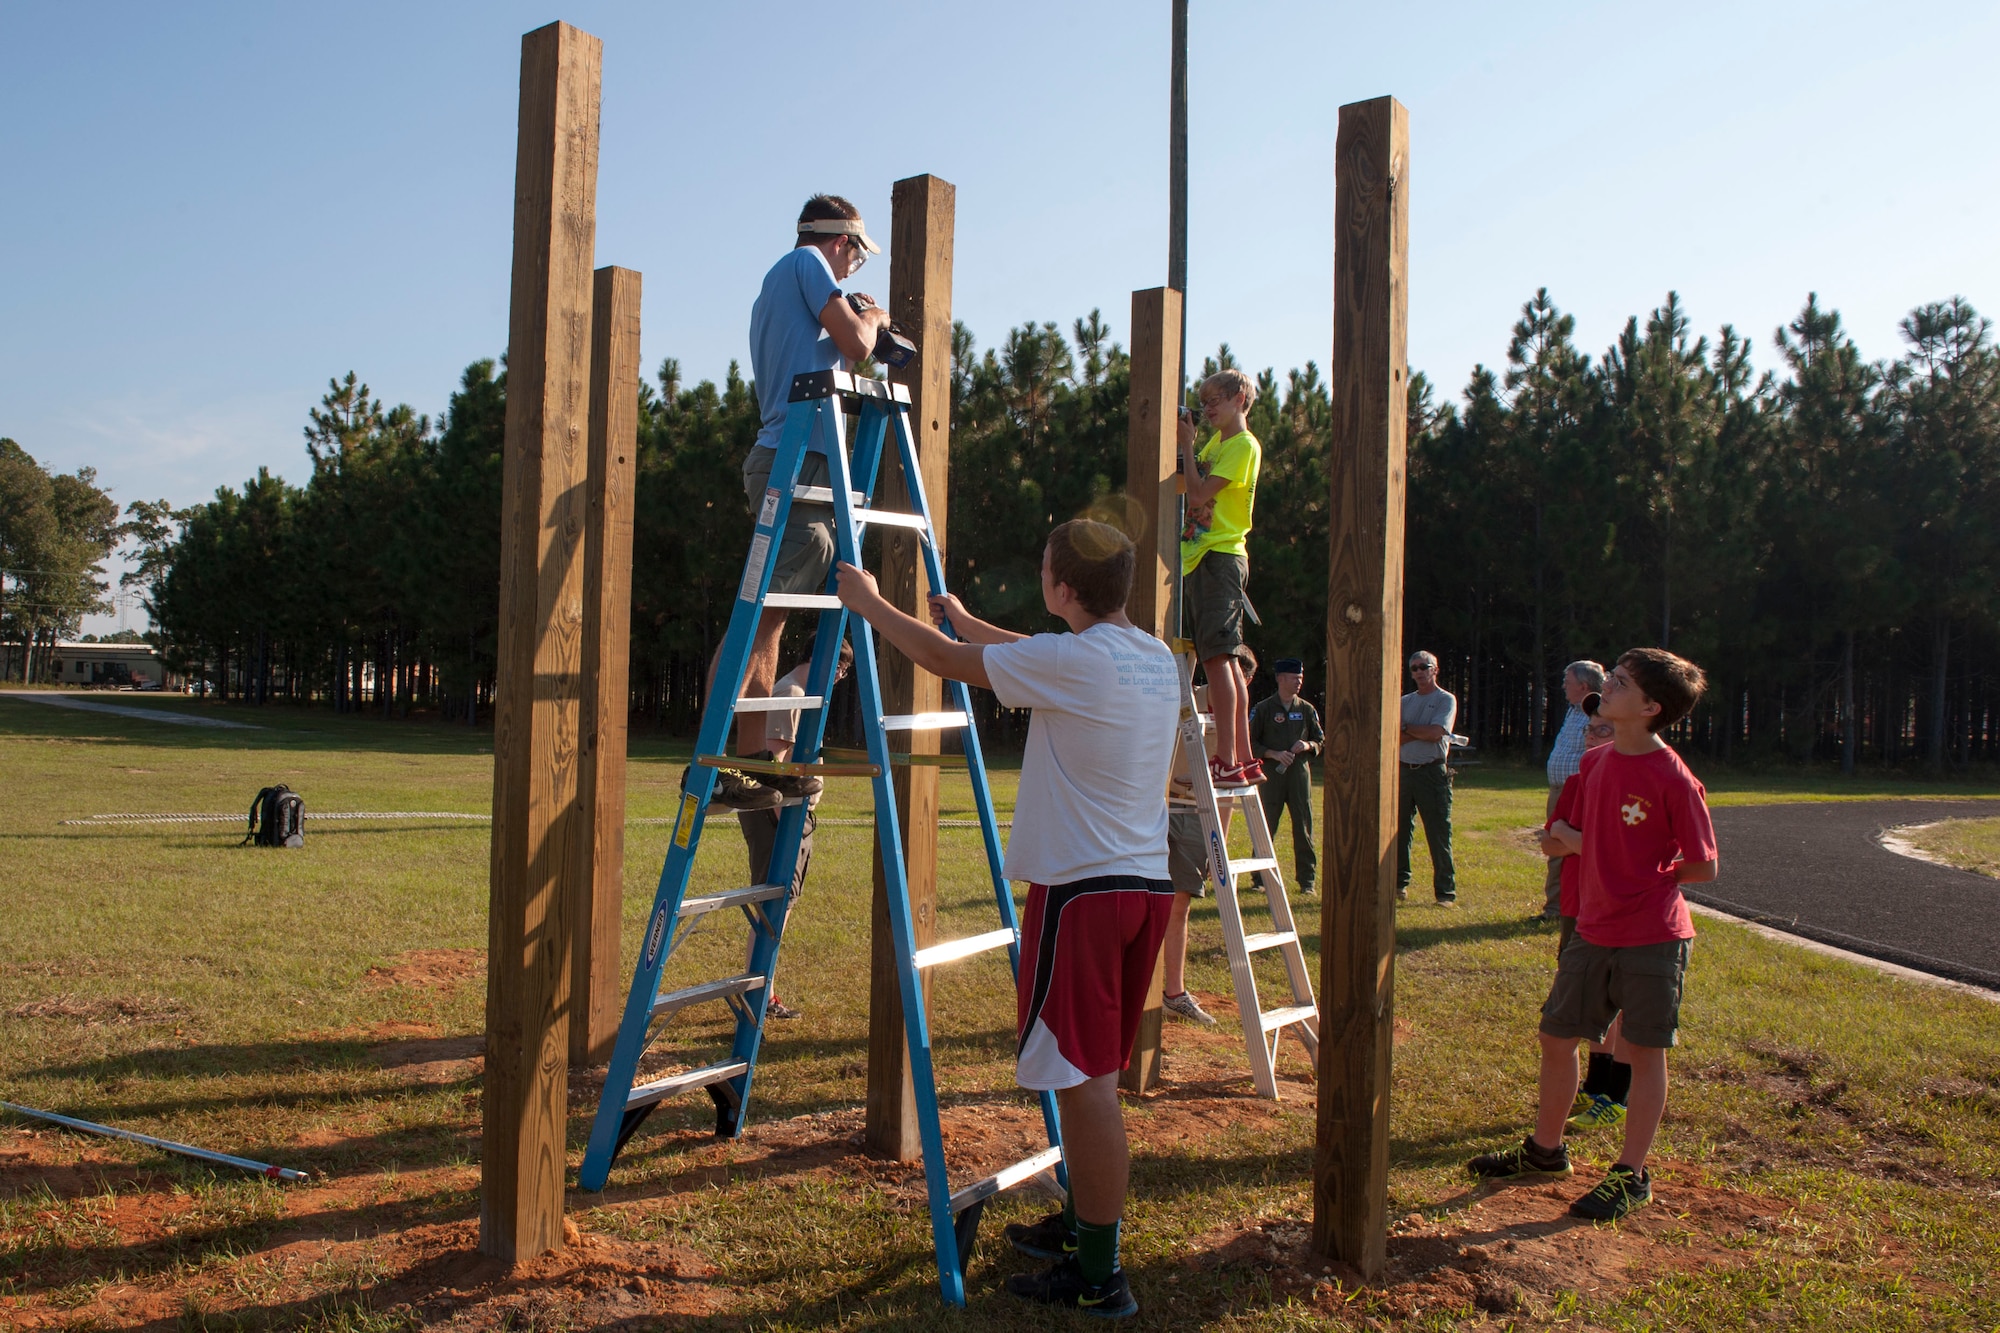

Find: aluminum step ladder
577;368;1065;1308
1169;642;1320;1097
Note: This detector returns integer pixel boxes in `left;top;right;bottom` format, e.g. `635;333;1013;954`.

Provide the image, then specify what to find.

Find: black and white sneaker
685;764;782;812
749;751;823;801
1002;1209;1076;1261
1004;1256;1137;1319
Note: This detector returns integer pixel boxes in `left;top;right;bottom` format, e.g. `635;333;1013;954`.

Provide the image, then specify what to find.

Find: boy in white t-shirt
836;519;1178;1319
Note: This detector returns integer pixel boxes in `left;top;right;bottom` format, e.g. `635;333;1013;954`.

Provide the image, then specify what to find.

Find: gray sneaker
1163;991;1217;1025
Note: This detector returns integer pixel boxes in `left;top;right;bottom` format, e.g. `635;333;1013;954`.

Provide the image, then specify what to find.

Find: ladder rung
791;485;867;506
1229;858;1279;876
1242;930;1298;954
697;754;881;778
853;508;929;531
679;884;786;918
1260;1004;1318;1033
732;695;822;713
650;972;766;1018
880;711;969;732
912;927;1016;971
626;1059;750;1110
948;1145;1065;1215
762;593;841;610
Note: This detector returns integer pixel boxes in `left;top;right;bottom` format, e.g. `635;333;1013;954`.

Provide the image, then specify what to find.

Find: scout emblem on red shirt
1621;796;1651;827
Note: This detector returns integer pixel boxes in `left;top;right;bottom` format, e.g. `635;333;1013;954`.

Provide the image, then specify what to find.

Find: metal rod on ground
1;1102;309;1181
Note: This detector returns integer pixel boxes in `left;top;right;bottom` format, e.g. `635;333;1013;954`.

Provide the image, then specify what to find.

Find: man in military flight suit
1248;657;1324;894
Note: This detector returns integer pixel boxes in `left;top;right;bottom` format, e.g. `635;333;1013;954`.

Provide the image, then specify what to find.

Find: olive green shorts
1185;551;1248;662
742;448;835;596
1540;935;1692;1049
1167;812;1208;898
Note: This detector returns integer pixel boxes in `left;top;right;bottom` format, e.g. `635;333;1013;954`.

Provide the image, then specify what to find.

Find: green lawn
3;692;2000;1330
1901;816;2000;879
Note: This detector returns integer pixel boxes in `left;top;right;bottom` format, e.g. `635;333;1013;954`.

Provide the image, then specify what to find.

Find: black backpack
242;785;305;848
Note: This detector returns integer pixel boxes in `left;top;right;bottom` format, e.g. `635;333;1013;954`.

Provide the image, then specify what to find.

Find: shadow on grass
1394;912;1553;952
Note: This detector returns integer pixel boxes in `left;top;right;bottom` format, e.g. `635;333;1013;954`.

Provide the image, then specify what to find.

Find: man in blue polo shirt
699;194;896;811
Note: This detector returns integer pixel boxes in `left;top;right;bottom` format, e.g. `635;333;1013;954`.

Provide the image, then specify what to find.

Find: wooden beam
572;264;641;1068
1119;285;1183;1095
866;173;954;1161
1312;94;1409;1280
483;19;601;1263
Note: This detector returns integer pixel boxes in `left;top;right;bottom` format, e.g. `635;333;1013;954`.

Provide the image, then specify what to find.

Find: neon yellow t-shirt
1179;429;1261;574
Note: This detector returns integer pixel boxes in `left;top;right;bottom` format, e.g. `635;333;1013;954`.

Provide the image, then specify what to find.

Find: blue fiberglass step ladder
577;368;1065;1308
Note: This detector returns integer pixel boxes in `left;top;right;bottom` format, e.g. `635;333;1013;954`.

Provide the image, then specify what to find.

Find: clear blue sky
4;1;1995;632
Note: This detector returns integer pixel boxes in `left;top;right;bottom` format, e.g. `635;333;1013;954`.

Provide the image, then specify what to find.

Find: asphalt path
1699;800;2000;991
2;690;262;729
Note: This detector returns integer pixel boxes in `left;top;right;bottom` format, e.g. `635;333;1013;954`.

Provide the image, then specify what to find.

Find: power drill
847;293;918;369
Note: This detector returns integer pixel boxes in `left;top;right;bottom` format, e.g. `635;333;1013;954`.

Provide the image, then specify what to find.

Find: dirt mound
1189;1166;1796;1323
365;948;484;991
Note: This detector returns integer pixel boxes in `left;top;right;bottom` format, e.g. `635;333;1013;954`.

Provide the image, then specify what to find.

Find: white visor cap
797;217;881;254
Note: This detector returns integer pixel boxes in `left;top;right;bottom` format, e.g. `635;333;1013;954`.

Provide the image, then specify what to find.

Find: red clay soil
2;989;1800;1329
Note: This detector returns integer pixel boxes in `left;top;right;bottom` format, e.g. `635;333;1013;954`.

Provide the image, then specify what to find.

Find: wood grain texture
483;19;601;1263
1312;94;1408;1280
866;174;953;1160
572;264;641;1068
1119;285;1183;1095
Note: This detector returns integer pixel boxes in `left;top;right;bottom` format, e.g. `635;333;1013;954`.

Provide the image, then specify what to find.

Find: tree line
101;287;2000;770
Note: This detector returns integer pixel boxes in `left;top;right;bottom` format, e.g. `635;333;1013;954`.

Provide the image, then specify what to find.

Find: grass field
3;690;2000;1330
1901;816;2000;879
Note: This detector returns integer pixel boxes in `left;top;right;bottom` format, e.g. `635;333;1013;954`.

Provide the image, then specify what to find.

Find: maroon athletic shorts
1016;875;1175;1090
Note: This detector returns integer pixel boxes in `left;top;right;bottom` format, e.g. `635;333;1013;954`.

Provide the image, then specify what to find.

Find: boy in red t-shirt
1540;695;1628;1127
1472;648;1717;1220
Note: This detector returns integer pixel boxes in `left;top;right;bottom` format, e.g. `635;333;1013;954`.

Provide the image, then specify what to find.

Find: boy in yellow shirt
1178;368;1263;783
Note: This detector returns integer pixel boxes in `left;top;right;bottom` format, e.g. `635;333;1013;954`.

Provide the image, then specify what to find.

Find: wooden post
1312;94;1408;1280
866;173;954;1160
572;265;641;1067
1119;285;1183;1095
483;20;601;1263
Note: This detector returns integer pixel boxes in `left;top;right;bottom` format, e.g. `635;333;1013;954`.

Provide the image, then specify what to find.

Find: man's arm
1298;703;1324;756
820;292;890;363
836;563;991;688
1675;857;1718;885
1402;723;1447;743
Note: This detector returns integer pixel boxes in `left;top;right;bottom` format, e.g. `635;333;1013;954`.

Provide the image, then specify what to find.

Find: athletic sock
1584;1052;1616;1097
1606;1060;1633;1105
1074;1216;1120;1286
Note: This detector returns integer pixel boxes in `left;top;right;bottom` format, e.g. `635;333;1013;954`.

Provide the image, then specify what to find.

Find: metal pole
1167;0;1189;640
1;1101;309;1181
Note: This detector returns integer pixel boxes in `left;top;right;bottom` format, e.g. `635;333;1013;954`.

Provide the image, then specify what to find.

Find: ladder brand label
673;792;699;848
738;534;772;601
642;902;670;969
758;487;781;528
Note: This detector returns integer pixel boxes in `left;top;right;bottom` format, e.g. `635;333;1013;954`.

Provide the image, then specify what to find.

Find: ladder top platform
789;369;913;404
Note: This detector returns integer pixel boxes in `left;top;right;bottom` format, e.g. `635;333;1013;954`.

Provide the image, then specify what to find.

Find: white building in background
0;641;180;690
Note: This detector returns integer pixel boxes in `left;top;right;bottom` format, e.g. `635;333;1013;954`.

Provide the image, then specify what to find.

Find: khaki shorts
742;448;835;596
1540;935;1692;1049
1185;551;1248;662
1167;812;1207;898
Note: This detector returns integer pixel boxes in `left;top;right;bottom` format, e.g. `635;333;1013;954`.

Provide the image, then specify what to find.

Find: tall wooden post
865;173;955;1160
483;20;601;1263
572;265;641;1067
1312;94;1408;1280
1119;285;1183;1095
